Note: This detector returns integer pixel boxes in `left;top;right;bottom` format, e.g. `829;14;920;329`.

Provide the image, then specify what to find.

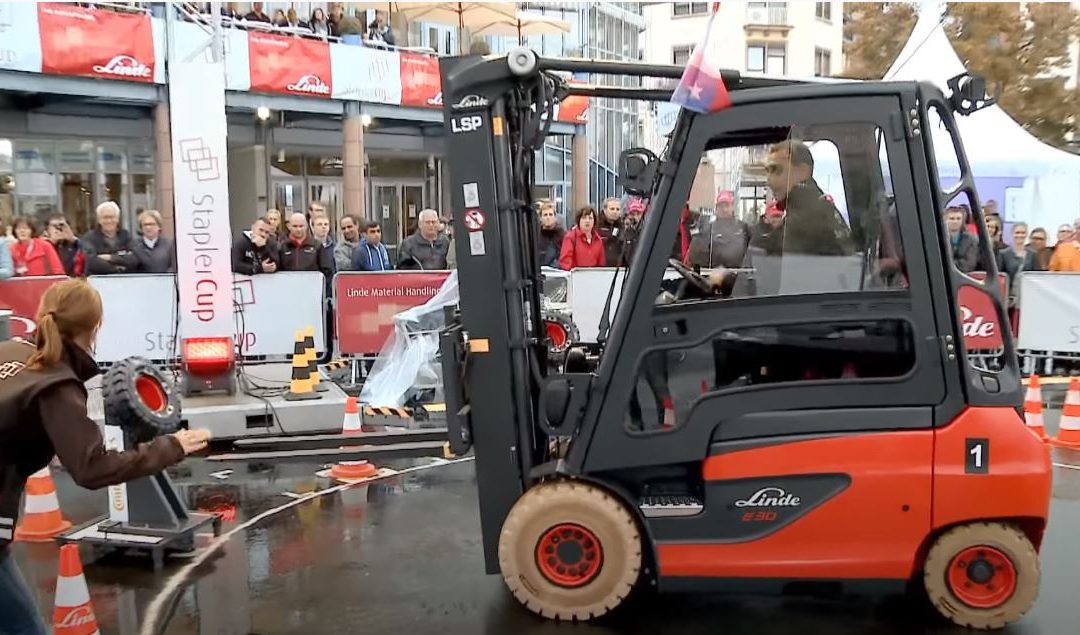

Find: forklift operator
0;279;209;635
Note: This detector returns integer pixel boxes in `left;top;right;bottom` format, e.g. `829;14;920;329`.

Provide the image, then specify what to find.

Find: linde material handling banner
169;61;234;339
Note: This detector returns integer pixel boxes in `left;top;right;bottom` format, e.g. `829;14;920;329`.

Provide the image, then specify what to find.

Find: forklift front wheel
498;480;641;621
922;522;1040;630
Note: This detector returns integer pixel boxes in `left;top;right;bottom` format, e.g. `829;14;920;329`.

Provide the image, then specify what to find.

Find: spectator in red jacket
10;216;63;277
559;206;605;270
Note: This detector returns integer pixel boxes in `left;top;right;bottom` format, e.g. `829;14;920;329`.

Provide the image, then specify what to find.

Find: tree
945;2;1079;149
841;3;918;80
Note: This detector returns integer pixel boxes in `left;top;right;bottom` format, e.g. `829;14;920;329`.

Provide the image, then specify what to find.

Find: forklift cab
438;50;1050;629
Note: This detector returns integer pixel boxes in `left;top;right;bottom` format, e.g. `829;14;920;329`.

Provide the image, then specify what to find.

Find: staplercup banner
37;3;157;83
1017;272;1080;353
399;52;442;108
330;44;401;104
169;61;234;340
0;276;67;338
248;32;332;98
171;21;250;91
334;271;451;355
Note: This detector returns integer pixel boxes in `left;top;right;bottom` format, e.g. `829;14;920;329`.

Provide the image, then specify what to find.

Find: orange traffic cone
1050;377;1080;449
330;397;378;481
15;466;72;542
1024;374;1048;441
53;544;99;635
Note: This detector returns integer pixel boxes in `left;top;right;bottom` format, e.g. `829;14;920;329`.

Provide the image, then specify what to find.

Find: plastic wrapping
360;271;460;407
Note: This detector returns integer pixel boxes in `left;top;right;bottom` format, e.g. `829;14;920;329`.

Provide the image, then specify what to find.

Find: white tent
884;3;1080;229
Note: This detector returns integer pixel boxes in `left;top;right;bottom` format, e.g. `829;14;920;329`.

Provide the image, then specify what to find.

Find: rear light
182;337;235;375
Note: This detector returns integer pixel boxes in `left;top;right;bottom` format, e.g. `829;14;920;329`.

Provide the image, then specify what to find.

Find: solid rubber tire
498;480;641;621
102;356;182;442
922;521;1040;630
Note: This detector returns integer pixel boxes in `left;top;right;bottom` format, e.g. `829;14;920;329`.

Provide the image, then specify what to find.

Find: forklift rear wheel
498;480;641;621
922;522;1039;630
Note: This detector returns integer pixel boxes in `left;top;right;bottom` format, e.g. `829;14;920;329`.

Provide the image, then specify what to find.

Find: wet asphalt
8;409;1080;635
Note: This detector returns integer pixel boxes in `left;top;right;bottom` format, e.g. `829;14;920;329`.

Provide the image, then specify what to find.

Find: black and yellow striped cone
303;325;329;392
285;331;320;401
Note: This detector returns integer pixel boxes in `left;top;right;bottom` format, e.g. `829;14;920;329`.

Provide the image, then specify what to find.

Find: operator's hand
172;429;211;455
261;259;277;273
708;268;729;287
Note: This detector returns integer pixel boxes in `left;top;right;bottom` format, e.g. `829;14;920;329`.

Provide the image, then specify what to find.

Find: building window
814;47;832;77
672;2;710;17
747;1;787;25
672;45;693;66
815;1;832;22
747;43;786;75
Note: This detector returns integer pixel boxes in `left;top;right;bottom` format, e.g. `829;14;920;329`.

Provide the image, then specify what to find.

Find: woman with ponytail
0;279;210;635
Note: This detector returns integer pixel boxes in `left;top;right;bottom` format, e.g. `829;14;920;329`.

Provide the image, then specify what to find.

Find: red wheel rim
545;321;568;350
135;373;168;413
946;546;1018;609
535;523;603;588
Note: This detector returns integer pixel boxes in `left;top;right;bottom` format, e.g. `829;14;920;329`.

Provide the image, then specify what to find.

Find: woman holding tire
0;278;210;635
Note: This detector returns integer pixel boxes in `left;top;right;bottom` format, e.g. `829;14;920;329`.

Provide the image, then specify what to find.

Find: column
343;102;366;219
154;101;175;237
571;128;589;211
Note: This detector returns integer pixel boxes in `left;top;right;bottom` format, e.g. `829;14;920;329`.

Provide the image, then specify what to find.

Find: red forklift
436;49;1051;630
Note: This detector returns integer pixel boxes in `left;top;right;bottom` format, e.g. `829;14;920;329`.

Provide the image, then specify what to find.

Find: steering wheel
668;258;715;295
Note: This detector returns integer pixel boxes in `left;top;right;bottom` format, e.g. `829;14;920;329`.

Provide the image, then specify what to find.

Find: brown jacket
0;338;183;559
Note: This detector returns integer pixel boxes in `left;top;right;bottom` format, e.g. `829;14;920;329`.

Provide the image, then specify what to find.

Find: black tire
102;357;182;443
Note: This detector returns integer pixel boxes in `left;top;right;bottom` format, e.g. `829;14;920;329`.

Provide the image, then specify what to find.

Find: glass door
272;179;304;218
371;184;401;245
402;184;424;238
308;179;342;233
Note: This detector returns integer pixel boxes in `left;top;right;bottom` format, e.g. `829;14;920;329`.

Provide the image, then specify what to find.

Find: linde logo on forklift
452;94;490;110
733;487;802;508
451;115;483;133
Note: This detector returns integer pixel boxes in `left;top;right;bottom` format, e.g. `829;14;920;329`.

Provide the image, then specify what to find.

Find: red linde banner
37;3;156;82
399;52;442;108
248;32;332;98
335;271;450;355
0;276;67;338
958;272;1008;350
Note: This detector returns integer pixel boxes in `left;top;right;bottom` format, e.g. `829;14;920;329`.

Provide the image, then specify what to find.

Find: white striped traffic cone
330;397;378;481
1050;377;1080;449
53;544;100;635
15;466;72;542
1024;374;1048;441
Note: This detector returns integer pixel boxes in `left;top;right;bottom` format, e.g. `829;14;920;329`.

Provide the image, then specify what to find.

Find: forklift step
639;495;704;518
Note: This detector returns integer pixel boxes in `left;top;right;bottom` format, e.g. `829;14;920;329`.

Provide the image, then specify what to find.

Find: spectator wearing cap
597;197;626;266
688;191;750;271
751;200;785;254
559;206;606;270
621;198;648;264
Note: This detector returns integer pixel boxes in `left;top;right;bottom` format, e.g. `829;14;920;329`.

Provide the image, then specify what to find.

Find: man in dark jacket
280;212;333;277
688;190;750;269
397;209;450;270
81;201;138;274
231;217;279;275
765;140;853;257
535;202;565;268
132;209;176;273
945;206;979;273
43;213;84;277
597;197;626;266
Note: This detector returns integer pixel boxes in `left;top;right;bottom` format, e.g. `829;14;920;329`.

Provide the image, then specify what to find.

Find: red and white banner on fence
334;271;450;355
0;276;67;338
38;3;159;83
248;32;333;98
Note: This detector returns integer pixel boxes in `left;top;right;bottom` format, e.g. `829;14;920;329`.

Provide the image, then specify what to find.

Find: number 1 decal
965;438;989;474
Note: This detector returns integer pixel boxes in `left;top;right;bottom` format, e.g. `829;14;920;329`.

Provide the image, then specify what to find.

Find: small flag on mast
671;3;732;114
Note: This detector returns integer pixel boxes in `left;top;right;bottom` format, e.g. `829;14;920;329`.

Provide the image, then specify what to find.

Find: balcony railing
745;4;789;27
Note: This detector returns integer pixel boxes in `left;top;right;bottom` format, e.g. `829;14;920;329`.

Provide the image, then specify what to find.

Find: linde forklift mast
438;49;1050;629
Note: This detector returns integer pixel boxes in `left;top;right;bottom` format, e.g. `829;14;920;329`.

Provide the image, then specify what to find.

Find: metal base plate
57;512;221;570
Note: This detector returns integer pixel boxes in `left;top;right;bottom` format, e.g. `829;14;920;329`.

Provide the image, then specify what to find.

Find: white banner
0;2;43;74
89;273;326;362
170;22;251;91
103;426;129;522
329;42;401;104
169;61;233;340
1017;272;1080;353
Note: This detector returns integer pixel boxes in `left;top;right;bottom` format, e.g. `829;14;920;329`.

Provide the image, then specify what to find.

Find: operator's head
538;202;558;229
340;215;360;242
601;197;622;222
418;209;440;240
766;140;814;203
96;201;121;236
364;221;383;245
27;278;103;370
138;209;163;241
944;207;965;235
575;206;597;233
288;212;308;240
715;190;735;217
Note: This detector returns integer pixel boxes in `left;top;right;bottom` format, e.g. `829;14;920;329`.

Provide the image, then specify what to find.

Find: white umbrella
469;11;572;42
351;2;518;53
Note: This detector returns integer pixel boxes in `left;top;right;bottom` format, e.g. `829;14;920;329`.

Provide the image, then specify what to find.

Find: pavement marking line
139;455;475;635
1052;462;1080;471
